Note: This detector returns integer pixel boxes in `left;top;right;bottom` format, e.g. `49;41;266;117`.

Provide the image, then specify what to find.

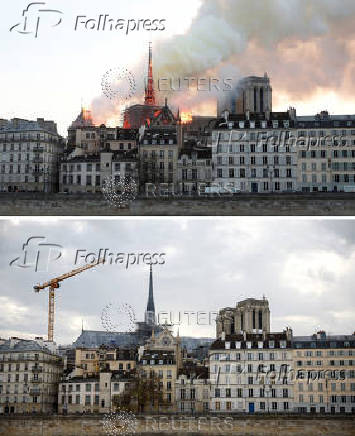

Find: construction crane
34;259;105;342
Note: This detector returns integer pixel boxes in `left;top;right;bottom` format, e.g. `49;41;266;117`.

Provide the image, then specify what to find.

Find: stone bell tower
216;297;270;337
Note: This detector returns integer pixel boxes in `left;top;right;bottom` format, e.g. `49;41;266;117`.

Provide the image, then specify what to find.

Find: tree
112;369;168;413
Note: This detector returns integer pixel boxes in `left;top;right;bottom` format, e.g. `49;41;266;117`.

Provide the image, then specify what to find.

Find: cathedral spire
144;42;156;106
145;264;155;325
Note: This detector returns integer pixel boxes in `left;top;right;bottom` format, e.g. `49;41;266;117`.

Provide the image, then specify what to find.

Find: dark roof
61;150;138;164
292;335;355;349
178;363;208;379
210;332;290;350
0;339;56;354
61;377;99;383
140;350;176;363
179;142;212;159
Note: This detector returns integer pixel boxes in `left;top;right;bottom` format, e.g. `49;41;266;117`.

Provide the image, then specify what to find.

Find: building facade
0;338;63;414
296;113;355;192
177;143;212;194
137;328;182;412
59;150;138;194
0;118;64;192
212;110;298;193
292;332;355;414
209;329;293;414
176;364;209;413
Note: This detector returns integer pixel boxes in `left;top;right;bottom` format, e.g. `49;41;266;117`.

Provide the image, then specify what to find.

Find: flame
181;111;193;124
82;108;92;121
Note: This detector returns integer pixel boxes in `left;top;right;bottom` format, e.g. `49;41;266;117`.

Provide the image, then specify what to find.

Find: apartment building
73;346;136;378
211;110;298;193
0;337;63;414
175;364;209;413
58;376;100;413
139;100;182;193
59;150;138;193
292;332;355;414
0;118;64;192
58;372;131;414
296;113;355;192
177;142;212;194
67;108;138;156
209;329;293;413
137;328;182;412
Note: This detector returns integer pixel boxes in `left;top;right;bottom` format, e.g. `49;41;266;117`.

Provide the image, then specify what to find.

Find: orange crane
34;259;105;342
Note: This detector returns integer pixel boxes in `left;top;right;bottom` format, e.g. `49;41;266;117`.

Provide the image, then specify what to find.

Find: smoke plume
92;0;355;123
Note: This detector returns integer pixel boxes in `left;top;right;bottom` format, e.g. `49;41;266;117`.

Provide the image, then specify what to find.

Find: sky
0;218;354;345
0;0;354;136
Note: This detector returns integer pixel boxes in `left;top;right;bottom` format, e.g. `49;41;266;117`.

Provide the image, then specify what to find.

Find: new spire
145;264;155;325
144;42;156;106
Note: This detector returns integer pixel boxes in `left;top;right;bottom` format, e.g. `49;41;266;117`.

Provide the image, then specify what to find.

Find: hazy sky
1;0;354;136
0;218;354;345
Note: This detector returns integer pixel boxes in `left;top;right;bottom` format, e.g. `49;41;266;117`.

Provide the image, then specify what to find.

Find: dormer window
269;341;275;349
258;341;263;349
246;341;252;349
236;342;241;349
225;342;230;350
280;341;286;349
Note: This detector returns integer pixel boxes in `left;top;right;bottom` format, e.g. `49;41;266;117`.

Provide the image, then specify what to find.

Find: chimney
9;337;19;348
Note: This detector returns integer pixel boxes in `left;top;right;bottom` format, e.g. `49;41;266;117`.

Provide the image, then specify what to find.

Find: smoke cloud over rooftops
92;0;355;123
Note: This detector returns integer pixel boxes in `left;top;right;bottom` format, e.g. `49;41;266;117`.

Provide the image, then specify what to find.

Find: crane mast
34;259;104;341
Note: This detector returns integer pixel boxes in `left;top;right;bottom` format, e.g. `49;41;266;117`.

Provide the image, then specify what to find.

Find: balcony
32;169;43;175
32;366;43;373
33;158;44;163
33;147;44;153
29;389;41;396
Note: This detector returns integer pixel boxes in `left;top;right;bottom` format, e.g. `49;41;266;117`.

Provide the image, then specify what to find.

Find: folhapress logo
10;236;62;272
10;2;63;38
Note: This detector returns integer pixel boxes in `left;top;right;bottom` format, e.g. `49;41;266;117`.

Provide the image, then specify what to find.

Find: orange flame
181;111;193;124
